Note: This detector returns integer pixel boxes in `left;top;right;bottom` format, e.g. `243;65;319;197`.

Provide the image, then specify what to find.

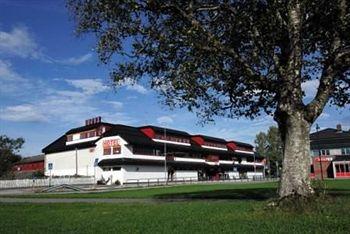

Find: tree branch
304;0;349;122
162;3;268;87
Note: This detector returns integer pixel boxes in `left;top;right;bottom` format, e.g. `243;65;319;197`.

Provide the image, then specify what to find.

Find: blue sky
0;0;349;156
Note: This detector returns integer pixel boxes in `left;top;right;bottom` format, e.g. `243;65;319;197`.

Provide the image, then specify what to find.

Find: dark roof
191;134;227;144
66;122;114;134
42;135;97;154
229;140;254;149
16;154;44;164
103;124;157;146
310;128;350;150
42;122;256;158
139;125;190;137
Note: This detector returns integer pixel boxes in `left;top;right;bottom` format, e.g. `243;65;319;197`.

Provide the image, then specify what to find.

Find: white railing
0;177;95;189
125;176;276;187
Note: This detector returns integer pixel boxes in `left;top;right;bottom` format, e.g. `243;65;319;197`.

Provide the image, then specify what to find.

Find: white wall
247;171;264;179
174;171;198;180
45;148;101;177
228;171;240;179
123;165;166;182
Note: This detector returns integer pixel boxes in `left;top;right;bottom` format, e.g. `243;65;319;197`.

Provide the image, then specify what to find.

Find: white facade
45;135;201;184
45;133;263;184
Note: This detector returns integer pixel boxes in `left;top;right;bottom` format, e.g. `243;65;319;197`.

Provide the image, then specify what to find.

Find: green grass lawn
1;180;349;233
10;181;278;199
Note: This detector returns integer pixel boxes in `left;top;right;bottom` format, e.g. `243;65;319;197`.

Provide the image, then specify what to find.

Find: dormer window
80;130;96;139
67;135;73;142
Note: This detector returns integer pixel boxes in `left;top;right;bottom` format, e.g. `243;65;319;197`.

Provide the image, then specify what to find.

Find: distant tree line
255;126;283;177
0;135;24;178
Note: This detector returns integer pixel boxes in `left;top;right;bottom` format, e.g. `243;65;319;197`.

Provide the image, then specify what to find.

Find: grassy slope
0;180;349;234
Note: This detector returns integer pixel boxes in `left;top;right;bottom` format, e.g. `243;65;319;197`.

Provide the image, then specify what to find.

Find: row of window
204;142;227;149
102;167;121;171
154;134;190;144
66;130;97;142
154;134;235;149
236;146;253;152
80;130;97;139
335;163;350;173
103;146;121;155
341;148;350;155
311;148;350;156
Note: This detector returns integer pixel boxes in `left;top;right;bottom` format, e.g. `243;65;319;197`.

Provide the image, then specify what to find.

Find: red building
310;124;350;179
12;154;45;176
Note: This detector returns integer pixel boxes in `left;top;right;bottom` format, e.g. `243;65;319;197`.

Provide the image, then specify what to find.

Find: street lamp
316;124;324;180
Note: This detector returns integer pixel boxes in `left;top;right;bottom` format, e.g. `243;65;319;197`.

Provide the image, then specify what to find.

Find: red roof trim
140;127;155;139
226;142;237;151
191;136;205;146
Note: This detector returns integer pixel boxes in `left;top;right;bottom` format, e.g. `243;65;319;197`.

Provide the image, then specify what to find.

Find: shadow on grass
155;188;278;201
154;187;350;201
325;188;350;197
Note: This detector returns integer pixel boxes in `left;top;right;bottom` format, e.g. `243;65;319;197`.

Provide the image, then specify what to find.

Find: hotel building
43;117;264;184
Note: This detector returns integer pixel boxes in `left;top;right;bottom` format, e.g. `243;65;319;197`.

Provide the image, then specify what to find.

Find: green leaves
67;0;349;122
0;135;24;178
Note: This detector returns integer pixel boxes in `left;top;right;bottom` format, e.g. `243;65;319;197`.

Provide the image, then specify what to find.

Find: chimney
336;124;342;132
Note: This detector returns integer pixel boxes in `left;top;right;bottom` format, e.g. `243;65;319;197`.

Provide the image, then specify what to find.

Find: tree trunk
278;111;314;198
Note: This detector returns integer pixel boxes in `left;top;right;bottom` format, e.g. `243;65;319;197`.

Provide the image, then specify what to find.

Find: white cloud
54;53;93;65
65;79;109;95
0;25;92;65
302;79;319;99
0;59;32;95
157;115;174;125
118;78;148;94
0;25;42;59
0;104;47;122
0;60;24;81
106;101;124;110
0;70;135;124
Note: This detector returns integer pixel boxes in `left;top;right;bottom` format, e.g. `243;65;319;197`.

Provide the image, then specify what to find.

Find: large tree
67;0;349;198
0;135;24;178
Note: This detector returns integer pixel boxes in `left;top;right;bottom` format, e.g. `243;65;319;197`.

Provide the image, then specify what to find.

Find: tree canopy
68;0;349;123
0;135;24;178
255;126;283;177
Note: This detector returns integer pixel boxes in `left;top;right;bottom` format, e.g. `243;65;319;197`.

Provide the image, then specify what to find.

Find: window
67;135;73;142
103;148;111;155
112;146;121;154
320;149;330;156
112;167;121;171
103;167;110;171
341;148;350;155
80;132;88;139
88;131;96;138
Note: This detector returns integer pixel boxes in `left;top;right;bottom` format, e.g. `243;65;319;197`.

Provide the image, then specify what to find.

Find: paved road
0;197;191;204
